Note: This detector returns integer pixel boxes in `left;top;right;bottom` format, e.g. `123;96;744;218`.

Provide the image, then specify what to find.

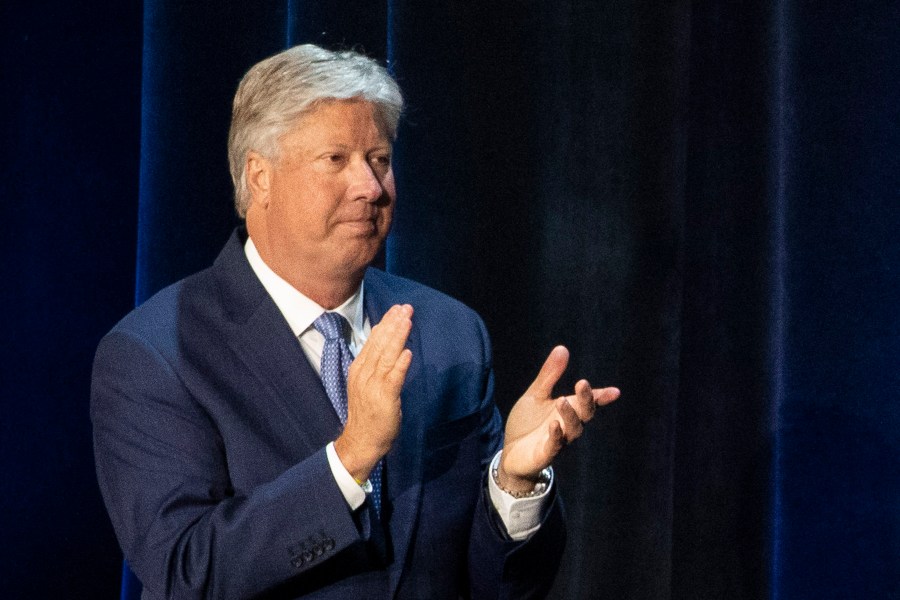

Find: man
92;44;619;599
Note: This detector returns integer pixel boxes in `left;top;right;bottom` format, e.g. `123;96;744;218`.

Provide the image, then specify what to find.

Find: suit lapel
212;232;425;591
364;269;427;594
212;230;343;452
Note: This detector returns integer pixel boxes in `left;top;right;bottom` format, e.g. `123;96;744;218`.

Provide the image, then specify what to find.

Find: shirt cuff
325;441;367;511
487;450;553;541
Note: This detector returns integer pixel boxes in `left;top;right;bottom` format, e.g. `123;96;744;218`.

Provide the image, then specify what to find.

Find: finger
525;345;569;398
542;419;566;463
555;396;584;443
384;348;413;396
349;306;411;392
373;306;412;374
592;386;620;406
354;305;399;362
568;379;596;422
357;305;411;370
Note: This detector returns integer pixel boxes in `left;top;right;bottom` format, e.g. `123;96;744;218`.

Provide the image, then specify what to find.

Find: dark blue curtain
1;2;143;597
3;1;897;598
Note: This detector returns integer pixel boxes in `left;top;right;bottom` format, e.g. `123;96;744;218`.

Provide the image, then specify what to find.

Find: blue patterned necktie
313;312;382;516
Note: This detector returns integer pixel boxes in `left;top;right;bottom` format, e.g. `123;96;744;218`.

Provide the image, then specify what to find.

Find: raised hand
498;346;619;494
334;304;413;482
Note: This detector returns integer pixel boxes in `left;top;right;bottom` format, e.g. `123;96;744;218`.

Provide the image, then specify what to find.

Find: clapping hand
497;346;620;493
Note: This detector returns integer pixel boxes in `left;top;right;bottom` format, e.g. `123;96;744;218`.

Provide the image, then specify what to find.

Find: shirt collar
244;236;365;338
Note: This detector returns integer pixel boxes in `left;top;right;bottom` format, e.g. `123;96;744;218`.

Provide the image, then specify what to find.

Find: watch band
491;463;552;499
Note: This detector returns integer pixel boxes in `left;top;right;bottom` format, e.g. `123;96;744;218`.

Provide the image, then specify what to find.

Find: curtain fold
124;1;900;598
9;0;894;597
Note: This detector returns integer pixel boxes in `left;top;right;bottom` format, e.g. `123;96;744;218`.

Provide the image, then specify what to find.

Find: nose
348;159;384;203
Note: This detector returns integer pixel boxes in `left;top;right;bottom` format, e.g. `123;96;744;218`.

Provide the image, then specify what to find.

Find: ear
246;151;272;209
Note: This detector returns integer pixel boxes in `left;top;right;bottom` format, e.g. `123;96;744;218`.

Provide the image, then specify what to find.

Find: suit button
302;549;314;563
324;538;335;551
291;555;305;568
313;543;325;557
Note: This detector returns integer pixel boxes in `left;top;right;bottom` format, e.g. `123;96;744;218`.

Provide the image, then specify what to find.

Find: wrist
333;434;380;483
495;453;552;497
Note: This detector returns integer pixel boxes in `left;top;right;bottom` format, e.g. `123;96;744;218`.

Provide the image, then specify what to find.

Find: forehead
280;99;391;148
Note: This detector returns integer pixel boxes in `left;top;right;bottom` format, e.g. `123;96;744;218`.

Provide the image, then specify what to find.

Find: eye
317;153;348;171
369;154;391;170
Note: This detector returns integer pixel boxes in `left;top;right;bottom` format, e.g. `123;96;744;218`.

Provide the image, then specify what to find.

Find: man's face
250;99;395;284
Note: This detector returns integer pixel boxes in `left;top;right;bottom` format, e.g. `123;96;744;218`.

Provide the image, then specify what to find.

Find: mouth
336;218;378;235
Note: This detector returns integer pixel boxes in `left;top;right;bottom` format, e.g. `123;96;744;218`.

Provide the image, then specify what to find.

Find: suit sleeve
91;330;372;599
465;319;567;599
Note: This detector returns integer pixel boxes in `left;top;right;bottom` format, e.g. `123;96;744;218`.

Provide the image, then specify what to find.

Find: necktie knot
313;312;349;342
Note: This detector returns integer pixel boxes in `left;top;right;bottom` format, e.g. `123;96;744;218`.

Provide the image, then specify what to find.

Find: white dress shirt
244;237;549;540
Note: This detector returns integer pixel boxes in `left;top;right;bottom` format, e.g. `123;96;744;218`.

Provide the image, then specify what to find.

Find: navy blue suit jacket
92;229;565;599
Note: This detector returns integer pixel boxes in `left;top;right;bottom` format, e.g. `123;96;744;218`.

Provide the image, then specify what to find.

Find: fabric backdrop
2;1;897;598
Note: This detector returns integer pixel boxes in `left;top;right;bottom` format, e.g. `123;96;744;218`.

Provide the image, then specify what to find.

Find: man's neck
293;274;364;310
246;234;363;310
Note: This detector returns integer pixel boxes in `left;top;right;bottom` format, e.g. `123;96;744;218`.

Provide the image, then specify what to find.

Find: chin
338;242;381;273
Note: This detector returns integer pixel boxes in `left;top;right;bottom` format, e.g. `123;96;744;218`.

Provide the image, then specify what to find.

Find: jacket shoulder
366;269;478;315
364;268;490;360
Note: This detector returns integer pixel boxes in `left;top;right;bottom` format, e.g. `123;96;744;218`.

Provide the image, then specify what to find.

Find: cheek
279;179;341;232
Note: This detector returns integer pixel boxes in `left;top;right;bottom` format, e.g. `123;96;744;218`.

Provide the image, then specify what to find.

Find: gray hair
228;44;404;217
